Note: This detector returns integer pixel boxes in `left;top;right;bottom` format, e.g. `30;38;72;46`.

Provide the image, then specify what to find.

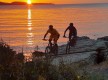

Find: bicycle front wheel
45;46;51;58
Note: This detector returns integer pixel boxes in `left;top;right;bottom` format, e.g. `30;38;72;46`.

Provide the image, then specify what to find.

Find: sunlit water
0;4;108;53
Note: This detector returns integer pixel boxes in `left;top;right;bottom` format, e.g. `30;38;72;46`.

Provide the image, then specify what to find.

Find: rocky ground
52;36;108;65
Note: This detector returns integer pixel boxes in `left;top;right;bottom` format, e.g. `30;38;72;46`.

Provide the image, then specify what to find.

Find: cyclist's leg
73;35;77;45
49;35;53;47
69;33;72;41
53;35;59;55
54;35;60;46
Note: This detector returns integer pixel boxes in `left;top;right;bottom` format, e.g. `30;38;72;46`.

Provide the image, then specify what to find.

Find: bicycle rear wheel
53;45;58;56
45;46;51;58
66;43;70;54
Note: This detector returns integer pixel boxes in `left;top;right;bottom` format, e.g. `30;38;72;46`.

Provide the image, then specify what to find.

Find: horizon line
0;1;108;5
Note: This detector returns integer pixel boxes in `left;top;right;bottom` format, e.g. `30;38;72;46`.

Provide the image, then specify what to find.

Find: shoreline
1;36;108;62
31;36;108;63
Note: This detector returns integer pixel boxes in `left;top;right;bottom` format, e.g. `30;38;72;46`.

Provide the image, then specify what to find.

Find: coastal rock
52;37;108;65
97;36;108;41
77;36;90;40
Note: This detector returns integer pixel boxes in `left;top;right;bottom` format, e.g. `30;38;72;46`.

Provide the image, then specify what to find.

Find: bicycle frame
44;40;58;58
65;37;77;54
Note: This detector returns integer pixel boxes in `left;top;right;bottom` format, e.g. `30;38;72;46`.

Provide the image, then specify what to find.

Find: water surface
0;4;108;53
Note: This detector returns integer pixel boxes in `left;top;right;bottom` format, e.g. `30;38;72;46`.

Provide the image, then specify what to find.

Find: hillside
0;2;54;5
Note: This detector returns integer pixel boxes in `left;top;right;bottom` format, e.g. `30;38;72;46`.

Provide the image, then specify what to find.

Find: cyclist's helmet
49;25;53;29
70;23;73;26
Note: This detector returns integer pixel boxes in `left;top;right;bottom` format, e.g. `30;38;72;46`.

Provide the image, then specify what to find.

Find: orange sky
1;0;108;4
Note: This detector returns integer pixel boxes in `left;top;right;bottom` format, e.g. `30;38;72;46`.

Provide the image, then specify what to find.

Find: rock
105;42;108;48
77;36;90;40
32;51;45;61
52;51;96;65
52;36;108;65
97;36;108;41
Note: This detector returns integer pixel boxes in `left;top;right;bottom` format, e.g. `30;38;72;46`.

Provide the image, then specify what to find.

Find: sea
0;3;108;53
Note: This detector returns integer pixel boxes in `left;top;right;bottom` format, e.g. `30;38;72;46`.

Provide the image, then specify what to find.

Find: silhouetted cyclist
63;23;77;41
43;25;60;46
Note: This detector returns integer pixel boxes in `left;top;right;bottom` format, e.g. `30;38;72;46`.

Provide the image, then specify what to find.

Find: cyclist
43;25;60;46
63;23;77;46
63;23;77;41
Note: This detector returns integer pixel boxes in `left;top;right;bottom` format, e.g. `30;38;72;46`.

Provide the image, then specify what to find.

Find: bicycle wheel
45;46;51;58
53;45;58;56
66;42;70;54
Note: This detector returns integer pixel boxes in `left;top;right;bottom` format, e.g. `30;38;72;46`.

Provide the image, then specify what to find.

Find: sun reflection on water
27;8;34;47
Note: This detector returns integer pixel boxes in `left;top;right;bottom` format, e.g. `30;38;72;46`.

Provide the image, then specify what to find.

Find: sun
27;0;32;4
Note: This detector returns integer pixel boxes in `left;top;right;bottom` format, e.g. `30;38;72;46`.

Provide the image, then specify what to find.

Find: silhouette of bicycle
64;36;77;54
43;39;58;58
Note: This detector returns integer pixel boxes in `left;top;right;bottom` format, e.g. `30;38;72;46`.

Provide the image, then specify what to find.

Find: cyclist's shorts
49;35;60;42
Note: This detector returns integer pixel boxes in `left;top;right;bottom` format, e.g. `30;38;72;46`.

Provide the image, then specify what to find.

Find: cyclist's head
69;23;73;26
49;25;53;30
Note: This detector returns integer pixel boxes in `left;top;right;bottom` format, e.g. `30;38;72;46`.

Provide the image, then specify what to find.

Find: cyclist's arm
63;27;69;37
43;30;49;39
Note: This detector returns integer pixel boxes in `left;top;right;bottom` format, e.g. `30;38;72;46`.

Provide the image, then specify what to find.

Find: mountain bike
43;39;58;58
64;36;77;54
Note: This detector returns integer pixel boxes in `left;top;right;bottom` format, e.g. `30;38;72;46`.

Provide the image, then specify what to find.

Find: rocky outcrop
52;36;108;65
98;36;108;41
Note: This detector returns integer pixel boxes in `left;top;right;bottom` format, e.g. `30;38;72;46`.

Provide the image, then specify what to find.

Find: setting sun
27;0;31;4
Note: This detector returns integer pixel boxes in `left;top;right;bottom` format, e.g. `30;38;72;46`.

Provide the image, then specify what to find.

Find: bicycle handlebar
42;39;49;41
